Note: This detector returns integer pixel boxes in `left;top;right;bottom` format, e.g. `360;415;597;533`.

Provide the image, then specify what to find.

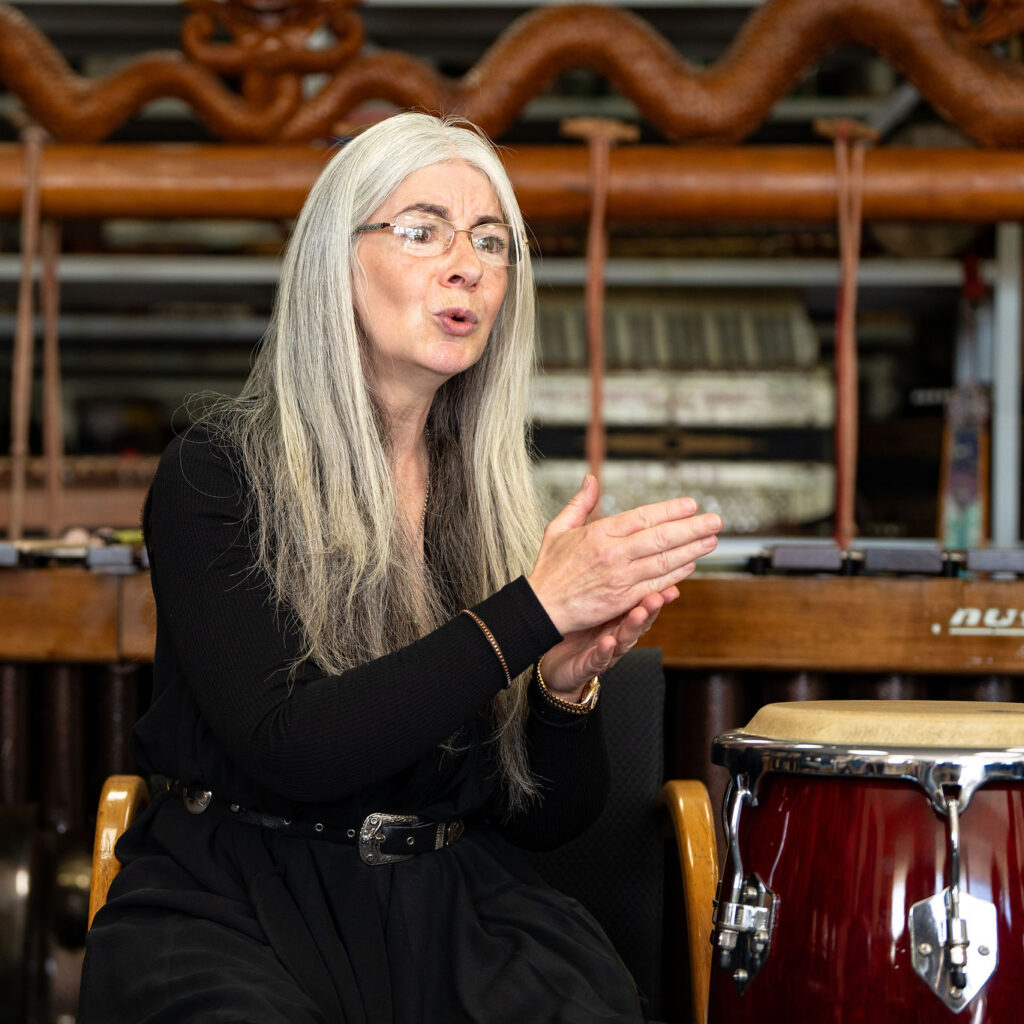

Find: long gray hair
205;113;544;806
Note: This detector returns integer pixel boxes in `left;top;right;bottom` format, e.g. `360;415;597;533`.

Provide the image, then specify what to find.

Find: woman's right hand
526;474;721;637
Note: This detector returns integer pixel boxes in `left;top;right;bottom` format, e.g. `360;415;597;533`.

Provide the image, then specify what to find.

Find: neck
390;406;431;466
381;391;431;548
376;380;434;463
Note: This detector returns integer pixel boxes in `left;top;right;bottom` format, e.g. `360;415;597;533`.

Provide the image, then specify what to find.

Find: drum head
741;699;1024;749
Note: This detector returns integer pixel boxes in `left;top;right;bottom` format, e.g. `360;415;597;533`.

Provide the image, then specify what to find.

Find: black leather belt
167;780;465;866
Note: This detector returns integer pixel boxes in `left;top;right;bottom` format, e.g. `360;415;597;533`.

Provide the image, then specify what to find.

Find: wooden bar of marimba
646;575;1024;674
5;568;1024;672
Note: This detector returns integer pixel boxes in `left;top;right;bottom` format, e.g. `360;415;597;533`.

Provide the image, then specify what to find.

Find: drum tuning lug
909;889;997;1012
712;872;778;995
909;790;998;1012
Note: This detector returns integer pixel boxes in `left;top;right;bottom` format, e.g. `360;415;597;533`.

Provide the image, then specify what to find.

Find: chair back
87;774;149;927
527;648;666;1015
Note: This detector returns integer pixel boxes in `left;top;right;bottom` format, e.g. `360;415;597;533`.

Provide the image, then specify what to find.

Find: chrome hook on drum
712;773;779;993
909;789;998;1013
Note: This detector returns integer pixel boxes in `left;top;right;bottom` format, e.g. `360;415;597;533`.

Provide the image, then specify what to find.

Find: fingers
541;633;617;694
618;511;722;563
575;601;662;679
546;474;600;535
605;530;714;609
603;494;701;539
612;596;662;653
642;555;700;596
542;594;669;691
531;489;720;637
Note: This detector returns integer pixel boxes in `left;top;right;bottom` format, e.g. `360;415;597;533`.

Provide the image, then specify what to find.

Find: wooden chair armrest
658;779;718;1024
88;774;149;928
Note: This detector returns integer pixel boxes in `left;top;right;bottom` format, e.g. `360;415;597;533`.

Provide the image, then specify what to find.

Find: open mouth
439;308;477;325
436;308;478;335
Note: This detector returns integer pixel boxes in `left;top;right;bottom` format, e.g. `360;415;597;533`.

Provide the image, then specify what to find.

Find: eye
397;221;440;245
393;211;449;249
472;226;510;256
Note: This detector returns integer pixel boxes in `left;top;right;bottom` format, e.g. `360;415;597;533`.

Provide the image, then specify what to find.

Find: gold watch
536;658;601;715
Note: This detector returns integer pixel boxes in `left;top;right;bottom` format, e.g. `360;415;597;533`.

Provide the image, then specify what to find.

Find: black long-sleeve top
132;432;609;850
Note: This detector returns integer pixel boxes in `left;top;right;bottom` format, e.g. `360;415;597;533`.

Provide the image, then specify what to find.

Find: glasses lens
392;212;451;256
389;212;519;266
471;224;517;266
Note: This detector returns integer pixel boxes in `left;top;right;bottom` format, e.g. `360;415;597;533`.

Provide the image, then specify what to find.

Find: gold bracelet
536;656;601;715
461;609;512;688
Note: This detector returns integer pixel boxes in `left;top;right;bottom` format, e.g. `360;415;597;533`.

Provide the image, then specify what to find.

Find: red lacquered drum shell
709;702;1024;1024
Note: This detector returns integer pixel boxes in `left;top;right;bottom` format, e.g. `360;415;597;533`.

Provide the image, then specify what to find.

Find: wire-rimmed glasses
354;211;523;266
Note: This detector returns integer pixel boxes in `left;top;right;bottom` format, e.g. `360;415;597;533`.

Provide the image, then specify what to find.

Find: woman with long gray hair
80;112;721;1023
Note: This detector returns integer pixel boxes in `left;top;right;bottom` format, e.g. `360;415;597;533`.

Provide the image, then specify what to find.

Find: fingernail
703;535;718;550
681;498;696;515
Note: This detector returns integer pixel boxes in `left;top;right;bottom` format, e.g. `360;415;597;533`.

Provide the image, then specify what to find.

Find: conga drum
708;701;1024;1022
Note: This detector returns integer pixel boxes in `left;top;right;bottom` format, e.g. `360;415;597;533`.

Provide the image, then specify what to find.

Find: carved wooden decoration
3;0;1024;145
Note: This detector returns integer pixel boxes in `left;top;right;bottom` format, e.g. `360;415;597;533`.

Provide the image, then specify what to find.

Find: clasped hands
527;475;722;702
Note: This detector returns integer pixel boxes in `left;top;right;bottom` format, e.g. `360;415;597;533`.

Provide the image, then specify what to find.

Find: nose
441;229;484;288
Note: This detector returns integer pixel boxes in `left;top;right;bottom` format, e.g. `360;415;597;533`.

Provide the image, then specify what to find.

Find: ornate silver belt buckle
182;786;212;814
358;812;419;865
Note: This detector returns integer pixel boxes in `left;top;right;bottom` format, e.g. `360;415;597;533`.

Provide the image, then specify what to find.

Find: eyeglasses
354;211;523;266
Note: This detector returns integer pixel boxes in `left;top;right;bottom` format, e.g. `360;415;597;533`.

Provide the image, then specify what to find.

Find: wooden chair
659;779;718;1024
87;722;720;1023
87;774;149;929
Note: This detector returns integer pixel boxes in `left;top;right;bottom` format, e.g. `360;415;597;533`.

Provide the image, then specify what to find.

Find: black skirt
80;787;645;1024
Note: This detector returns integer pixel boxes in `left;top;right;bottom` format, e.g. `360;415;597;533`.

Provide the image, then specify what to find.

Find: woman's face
354;159;510;409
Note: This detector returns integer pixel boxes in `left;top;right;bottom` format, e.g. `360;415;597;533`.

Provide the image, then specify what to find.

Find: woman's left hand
539;586;679;702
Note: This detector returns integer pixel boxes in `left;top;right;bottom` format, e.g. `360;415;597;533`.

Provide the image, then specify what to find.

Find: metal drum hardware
712;775;778;992
909;791;998;1012
708;702;1024;1023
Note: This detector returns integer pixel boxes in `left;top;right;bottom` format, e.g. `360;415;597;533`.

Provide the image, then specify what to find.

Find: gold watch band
536;656;601;715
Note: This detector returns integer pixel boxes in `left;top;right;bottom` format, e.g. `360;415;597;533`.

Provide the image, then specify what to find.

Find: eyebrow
393;201;505;227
